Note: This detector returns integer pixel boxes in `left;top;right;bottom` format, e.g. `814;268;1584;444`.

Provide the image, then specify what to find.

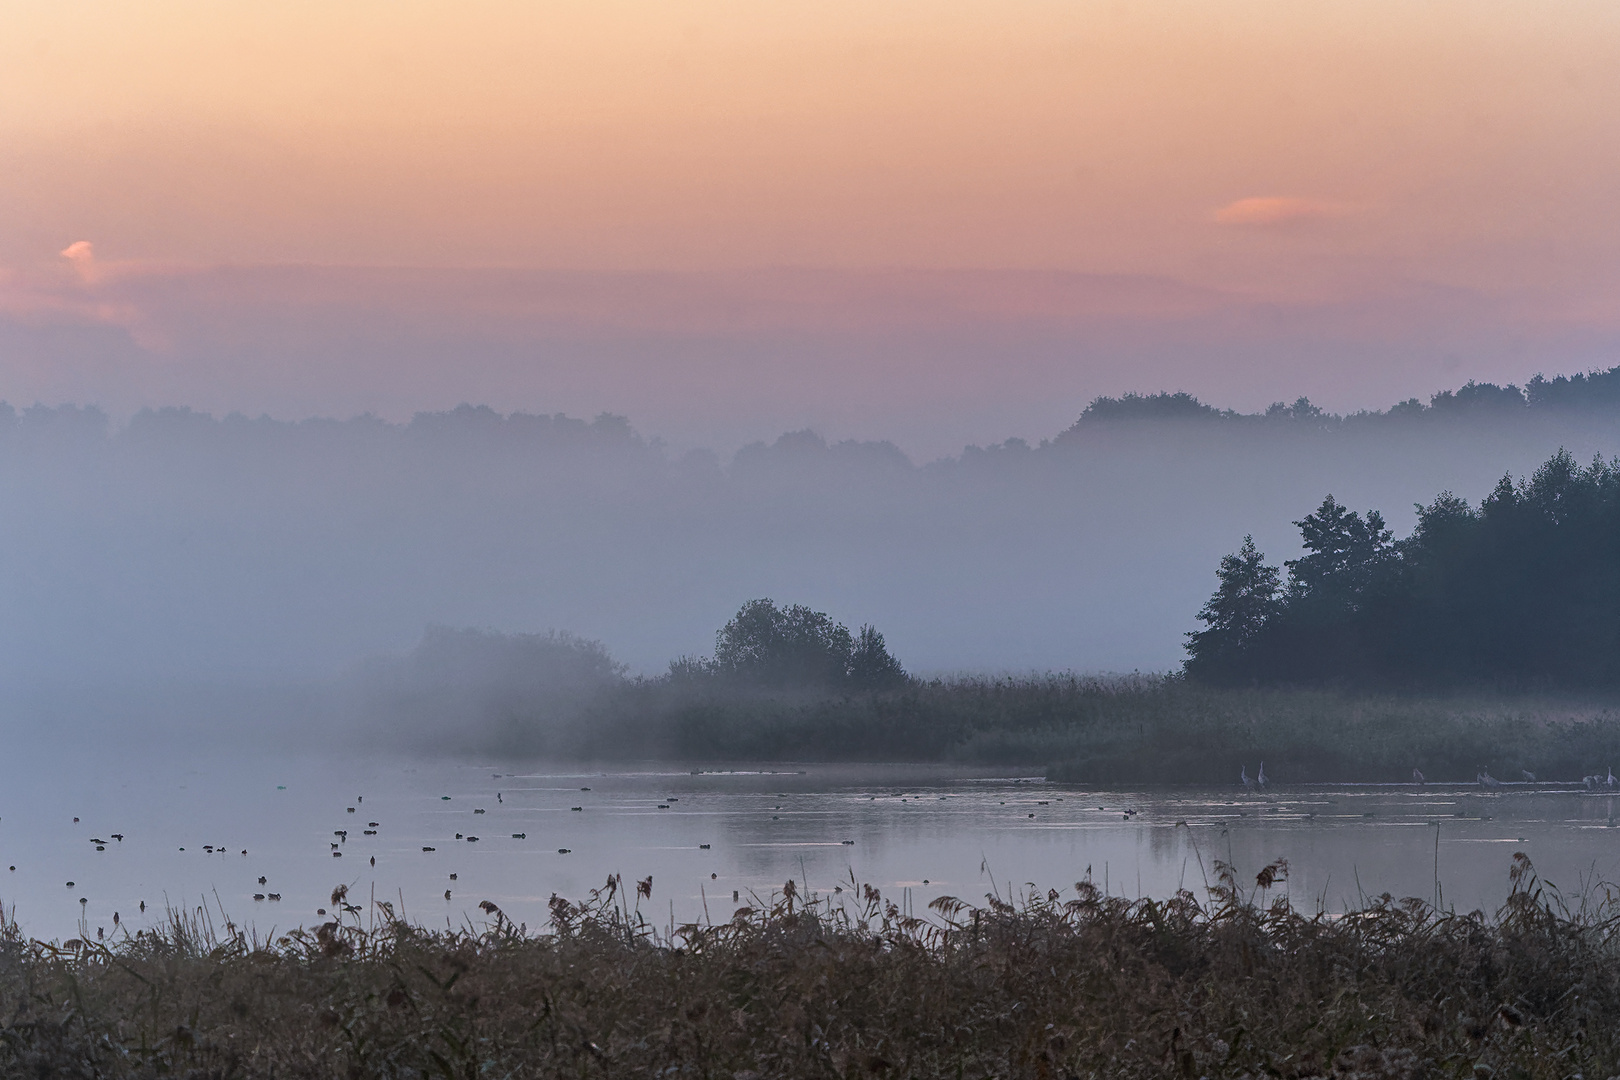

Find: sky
3;0;1619;456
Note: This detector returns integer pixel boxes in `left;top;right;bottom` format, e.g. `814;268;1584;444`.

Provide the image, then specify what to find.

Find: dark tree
1185;449;1620;688
1184;536;1282;678
849;624;907;688
712;599;854;687
1285;495;1395;609
704;599;907;690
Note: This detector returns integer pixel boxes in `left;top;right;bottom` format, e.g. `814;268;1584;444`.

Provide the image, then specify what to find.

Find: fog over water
0;388;1618;936
5;748;1618;943
1;396;1618;710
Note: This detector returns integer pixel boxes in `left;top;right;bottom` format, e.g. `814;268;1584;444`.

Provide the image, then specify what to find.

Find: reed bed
0;855;1617;1078
555;675;1620;785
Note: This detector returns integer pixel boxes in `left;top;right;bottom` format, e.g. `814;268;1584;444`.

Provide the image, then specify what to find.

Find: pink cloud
60;240;100;283
1213;197;1348;226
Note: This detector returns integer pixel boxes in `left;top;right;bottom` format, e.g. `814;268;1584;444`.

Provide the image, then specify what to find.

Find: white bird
1412;768;1425;784
1256;762;1268;789
1240;765;1253;791
1608;767;1617;788
1477;769;1500;788
1521;770;1536;783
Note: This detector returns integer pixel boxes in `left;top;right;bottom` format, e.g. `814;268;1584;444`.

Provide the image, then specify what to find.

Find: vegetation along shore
3;856;1616;1078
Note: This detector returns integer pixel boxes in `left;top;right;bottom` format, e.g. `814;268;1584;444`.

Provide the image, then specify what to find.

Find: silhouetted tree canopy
1186;448;1620;688
682;599;907;690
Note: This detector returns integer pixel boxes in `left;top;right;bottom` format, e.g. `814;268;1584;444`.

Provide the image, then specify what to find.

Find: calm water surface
3;750;1619;941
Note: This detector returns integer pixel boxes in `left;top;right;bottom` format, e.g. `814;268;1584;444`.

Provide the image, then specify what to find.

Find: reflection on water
2;751;1618;941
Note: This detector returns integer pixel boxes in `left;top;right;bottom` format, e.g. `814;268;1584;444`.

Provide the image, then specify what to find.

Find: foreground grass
4;856;1619;1078
541;676;1620;785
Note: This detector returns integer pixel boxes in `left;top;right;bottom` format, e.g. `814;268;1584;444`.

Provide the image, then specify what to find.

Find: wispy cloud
60;240;100;283
1213;197;1349;227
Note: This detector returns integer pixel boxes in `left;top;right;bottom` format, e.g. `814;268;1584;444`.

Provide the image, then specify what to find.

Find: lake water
4;750;1620;942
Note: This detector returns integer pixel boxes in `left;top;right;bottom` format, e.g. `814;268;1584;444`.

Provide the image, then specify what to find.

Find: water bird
73;817;79;823
240;849;247;855
511;833;525;839
90;838;105;844
253;894;265;901
364;830;376;835
111;834;122;841
1257;762;1268;789
456;833;463;839
465;836;479;842
733;890;739;901
112;912;118;925
571;806;582;811
370;856;375;866
422;846;436;852
66;881;74;887
1028;813;1035;818
368;822;379;827
332;851;342;857
841;840;854;845
449;873;457;880
1412;768;1425;784
658;804;670;809
357;796;362;803
1522;770;1537;783
497;793;502;803
334;830;346;838
699;843;711;849
139;900;145;912
1240;766;1253;791
268;893;280;901
557;848;571;854
474;808;485;814
258;876;267;885
581;787;590;791
441;796;451;801
445;890;452;900
96;845;104;851
1477;769;1501;788
1609;768;1618;788
330;842;339;849
347;807;355;813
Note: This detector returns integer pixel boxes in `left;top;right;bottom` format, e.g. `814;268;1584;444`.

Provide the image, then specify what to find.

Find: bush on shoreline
2;857;1617;1078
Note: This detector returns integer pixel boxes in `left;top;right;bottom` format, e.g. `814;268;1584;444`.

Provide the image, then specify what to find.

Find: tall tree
1184;536;1282;677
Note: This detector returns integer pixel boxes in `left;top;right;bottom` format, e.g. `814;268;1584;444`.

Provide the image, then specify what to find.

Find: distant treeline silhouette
1187;447;1620;687
1065;365;1620;434
3;362;1618;466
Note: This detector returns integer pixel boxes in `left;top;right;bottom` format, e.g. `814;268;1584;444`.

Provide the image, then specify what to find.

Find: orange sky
1;1;1618;448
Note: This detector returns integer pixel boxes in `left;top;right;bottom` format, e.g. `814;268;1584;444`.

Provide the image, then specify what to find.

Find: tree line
1065;363;1620;434
1186;448;1620;687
